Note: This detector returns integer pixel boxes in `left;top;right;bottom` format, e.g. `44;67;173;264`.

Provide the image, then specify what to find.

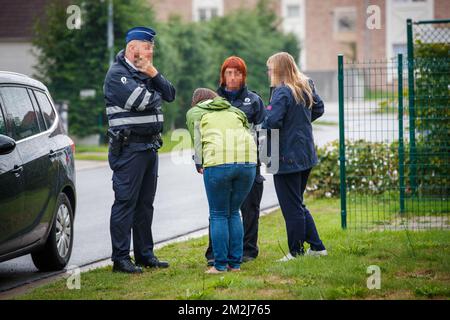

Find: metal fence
338;19;450;230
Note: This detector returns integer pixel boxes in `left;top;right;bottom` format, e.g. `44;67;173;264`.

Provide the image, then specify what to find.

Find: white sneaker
306;248;328;257
277;253;296;262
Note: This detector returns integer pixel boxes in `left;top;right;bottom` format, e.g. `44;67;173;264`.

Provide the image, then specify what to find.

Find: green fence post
338;54;347;229
406;18;417;194
398;54;405;214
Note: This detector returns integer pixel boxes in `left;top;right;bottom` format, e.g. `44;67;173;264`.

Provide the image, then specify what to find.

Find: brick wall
304;0;386;72
150;0;192;21
435;0;450;20
224;0;281;16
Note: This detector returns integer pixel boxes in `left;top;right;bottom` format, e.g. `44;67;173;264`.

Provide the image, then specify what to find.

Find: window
34;91;56;129
0;87;40;140
199;8;207;21
334;7;356;33
27;89;46;131
193;0;223;22
197;7;218;21
287;5;300;18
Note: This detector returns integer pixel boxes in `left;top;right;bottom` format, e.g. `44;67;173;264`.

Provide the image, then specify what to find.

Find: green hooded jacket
186;96;257;168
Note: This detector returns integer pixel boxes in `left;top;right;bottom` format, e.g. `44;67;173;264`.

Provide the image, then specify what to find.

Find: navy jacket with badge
217;86;265;126
104;50;175;137
262;80;324;175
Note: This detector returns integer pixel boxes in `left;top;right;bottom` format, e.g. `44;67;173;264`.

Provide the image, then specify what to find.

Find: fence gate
338;19;449;230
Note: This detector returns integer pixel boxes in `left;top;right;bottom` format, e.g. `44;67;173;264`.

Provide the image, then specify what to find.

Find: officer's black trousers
109;148;158;262
273;168;325;256
205;178;264;261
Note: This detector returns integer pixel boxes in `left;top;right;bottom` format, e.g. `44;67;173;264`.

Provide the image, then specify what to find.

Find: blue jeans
203;163;256;271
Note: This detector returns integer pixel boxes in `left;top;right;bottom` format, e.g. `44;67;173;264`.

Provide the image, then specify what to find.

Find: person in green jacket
186;88;257;274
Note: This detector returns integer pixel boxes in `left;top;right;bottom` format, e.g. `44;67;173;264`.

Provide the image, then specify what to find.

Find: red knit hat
220;56;247;87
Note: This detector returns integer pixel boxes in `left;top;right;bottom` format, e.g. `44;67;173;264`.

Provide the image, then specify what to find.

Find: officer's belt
126;134;159;143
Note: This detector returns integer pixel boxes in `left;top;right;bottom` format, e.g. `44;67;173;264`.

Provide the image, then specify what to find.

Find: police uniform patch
121;77;127;84
245;97;251;103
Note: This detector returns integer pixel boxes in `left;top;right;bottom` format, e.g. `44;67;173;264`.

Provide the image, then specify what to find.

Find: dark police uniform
205;86;266;262
104;33;175;266
262;80;325;256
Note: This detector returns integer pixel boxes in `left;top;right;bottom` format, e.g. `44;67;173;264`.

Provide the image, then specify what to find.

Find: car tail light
69;137;75;155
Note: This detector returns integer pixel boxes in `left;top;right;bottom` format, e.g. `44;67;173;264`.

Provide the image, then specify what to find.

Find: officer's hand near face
134;42;158;78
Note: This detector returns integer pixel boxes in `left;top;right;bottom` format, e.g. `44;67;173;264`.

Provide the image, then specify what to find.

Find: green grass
345;193;449;230
74;131;188;161
16;198;450;300
312;120;338;126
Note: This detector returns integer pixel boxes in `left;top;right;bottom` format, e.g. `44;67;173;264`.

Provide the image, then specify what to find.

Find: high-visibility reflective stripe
106;106;127;115
108;114;164;127
136;91;152;111
125;87;144;110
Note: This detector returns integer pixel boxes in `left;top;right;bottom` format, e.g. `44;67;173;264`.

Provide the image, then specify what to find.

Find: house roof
0;0;49;40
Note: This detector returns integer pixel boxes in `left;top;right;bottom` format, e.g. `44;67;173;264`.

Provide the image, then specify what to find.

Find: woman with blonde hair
263;52;327;261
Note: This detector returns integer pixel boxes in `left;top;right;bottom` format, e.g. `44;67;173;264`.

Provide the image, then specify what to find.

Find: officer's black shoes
136;257;169;269
113;258;143;274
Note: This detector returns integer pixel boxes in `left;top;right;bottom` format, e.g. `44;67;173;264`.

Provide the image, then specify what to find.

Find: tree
33;0;156;137
33;0;300;136
159;18;219;129
205;0;299;103
162;0;300;128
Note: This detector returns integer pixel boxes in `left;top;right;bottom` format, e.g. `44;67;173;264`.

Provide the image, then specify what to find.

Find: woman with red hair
204;56;266;266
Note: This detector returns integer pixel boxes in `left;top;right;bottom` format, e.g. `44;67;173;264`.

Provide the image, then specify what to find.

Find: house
150;0;449;100
0;0;447;99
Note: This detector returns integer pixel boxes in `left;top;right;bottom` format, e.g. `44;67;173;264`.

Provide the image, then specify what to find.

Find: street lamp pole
107;0;114;67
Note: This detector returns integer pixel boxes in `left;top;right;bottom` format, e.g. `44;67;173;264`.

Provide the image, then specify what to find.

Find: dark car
0;71;76;271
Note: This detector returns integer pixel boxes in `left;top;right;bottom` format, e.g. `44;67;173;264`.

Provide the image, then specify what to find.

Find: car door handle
12;165;23;176
49;150;59;158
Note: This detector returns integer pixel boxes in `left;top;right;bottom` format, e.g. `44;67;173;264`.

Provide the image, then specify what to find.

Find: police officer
104;27;176;273
205;56;266;265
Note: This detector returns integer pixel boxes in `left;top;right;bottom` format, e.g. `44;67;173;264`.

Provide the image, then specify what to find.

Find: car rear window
34;91;56;129
0;86;40;140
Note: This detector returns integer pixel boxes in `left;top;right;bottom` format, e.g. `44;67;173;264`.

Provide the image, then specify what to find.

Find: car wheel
31;193;74;271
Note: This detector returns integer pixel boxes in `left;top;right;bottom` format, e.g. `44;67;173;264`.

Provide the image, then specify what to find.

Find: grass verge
16;197;450;300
